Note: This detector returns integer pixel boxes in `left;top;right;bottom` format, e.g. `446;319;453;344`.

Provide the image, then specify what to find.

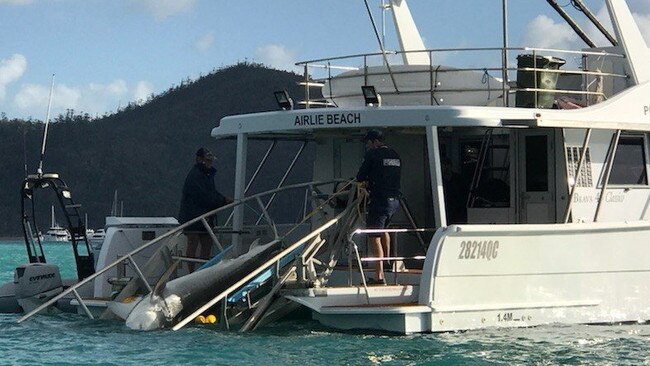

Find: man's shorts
366;197;400;237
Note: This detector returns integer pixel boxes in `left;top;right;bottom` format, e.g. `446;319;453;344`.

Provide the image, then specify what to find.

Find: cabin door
517;129;556;223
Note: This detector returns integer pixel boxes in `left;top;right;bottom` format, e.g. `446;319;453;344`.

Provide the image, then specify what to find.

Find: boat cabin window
439;128;512;225
609;135;649;186
525;135;548;192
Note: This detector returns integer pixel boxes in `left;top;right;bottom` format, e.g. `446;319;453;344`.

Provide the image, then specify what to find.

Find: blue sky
1;0;649;120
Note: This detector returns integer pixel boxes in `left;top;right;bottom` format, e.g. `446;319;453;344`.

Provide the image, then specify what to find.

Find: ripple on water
2;242;650;365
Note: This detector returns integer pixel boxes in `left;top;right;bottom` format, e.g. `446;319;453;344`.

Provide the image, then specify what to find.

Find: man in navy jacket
179;147;232;272
356;130;401;285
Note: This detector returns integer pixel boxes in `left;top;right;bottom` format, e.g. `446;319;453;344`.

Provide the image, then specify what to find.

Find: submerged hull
112;240;281;330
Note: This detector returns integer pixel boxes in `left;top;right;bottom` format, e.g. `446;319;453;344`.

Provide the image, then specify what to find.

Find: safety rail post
350;239;371;304
172;208;353;331
226;140;276;226
594;130;622;222
582;53;590;106
239;266;297;332
502;0;509;107
72;288;94;319
220;296;230;331
327;61;333;107
127;254;152;294
533;49;538;108
502;47;509;107
564;129;592;223
255;141;307;225
200;217;224;252
304;64;310;109
429;50;435;106
363;55;368;87
347;228;436;288
255;196;279;239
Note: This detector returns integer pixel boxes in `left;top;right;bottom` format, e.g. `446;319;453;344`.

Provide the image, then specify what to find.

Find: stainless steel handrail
296;46;626;108
346;228;436;293
17;179;348;324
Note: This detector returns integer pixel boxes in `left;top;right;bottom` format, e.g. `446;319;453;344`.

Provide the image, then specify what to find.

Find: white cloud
15;83;82;113
132;0;196;21
0;54;27;100
12;79;155;118
582;5;650;47
255;44;299;73
0;0;33;5
133;81;153;104
522;15;579;49
195;32;215;53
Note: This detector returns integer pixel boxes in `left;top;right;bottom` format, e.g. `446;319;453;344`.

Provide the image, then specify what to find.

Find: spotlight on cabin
362;85;381;107
274;90;294;111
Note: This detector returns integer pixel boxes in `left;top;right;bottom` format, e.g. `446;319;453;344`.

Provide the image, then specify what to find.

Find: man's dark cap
363;129;384;142
196;147;215;160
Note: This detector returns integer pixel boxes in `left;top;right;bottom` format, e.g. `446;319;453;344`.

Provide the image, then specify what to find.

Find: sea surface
1;240;649;365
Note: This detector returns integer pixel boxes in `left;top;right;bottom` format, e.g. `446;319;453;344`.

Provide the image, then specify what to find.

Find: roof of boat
212;80;650;138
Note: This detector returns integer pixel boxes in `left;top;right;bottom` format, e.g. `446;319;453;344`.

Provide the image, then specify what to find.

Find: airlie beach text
294;113;362;126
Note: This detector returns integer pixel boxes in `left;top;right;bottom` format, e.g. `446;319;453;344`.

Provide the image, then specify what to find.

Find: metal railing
295;46;626;109
347;228;436;304
17;179;349;324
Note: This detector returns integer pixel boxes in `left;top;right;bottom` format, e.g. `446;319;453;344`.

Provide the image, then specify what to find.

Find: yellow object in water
195;315;206;324
206;314;217;324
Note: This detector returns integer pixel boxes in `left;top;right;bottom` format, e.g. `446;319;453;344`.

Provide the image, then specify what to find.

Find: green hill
0;63;315;236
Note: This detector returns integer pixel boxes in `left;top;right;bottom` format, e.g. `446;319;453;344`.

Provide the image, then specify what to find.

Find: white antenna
111;190;118;216
37;74;55;177
381;0;388;48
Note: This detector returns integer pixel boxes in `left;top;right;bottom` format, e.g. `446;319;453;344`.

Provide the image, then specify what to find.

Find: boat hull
289;222;650;333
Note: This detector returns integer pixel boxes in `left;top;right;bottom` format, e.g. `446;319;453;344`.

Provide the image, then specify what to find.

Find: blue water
1;240;650;365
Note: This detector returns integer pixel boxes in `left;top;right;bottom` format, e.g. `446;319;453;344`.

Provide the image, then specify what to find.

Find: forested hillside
0;63;314;236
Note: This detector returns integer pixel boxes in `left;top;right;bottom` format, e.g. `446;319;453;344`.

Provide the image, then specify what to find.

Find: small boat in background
42;206;70;243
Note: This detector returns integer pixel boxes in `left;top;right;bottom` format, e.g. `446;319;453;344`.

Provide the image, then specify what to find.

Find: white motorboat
18;0;650;335
207;0;650;334
42;206;70;242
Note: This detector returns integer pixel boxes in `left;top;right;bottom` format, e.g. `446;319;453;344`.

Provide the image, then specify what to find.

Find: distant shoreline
0;237;21;241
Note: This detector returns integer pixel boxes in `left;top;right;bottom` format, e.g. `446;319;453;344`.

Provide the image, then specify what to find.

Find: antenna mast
37;74;55;177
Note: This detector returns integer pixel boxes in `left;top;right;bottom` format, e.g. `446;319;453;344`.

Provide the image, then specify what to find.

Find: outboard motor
14;263;63;314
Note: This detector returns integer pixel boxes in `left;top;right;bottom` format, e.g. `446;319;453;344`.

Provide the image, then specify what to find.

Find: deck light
362;85;381;106
274;90;294;110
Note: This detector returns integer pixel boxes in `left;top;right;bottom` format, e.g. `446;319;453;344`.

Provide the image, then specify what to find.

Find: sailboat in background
42;205;70;242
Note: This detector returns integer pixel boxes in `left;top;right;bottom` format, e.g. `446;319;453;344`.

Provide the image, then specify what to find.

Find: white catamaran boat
42;206;71;242
17;0;650;334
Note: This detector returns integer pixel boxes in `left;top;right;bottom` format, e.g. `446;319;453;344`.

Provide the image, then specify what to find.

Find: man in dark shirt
179;147;233;272
356;130;401;285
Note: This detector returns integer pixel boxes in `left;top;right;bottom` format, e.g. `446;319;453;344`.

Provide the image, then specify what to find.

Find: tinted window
610;136;648;185
525;135;548;192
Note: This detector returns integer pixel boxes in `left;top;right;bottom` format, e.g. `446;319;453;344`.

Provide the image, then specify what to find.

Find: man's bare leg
198;234;212;263
186;234;198;273
371;236;385;281
382;232;391;272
